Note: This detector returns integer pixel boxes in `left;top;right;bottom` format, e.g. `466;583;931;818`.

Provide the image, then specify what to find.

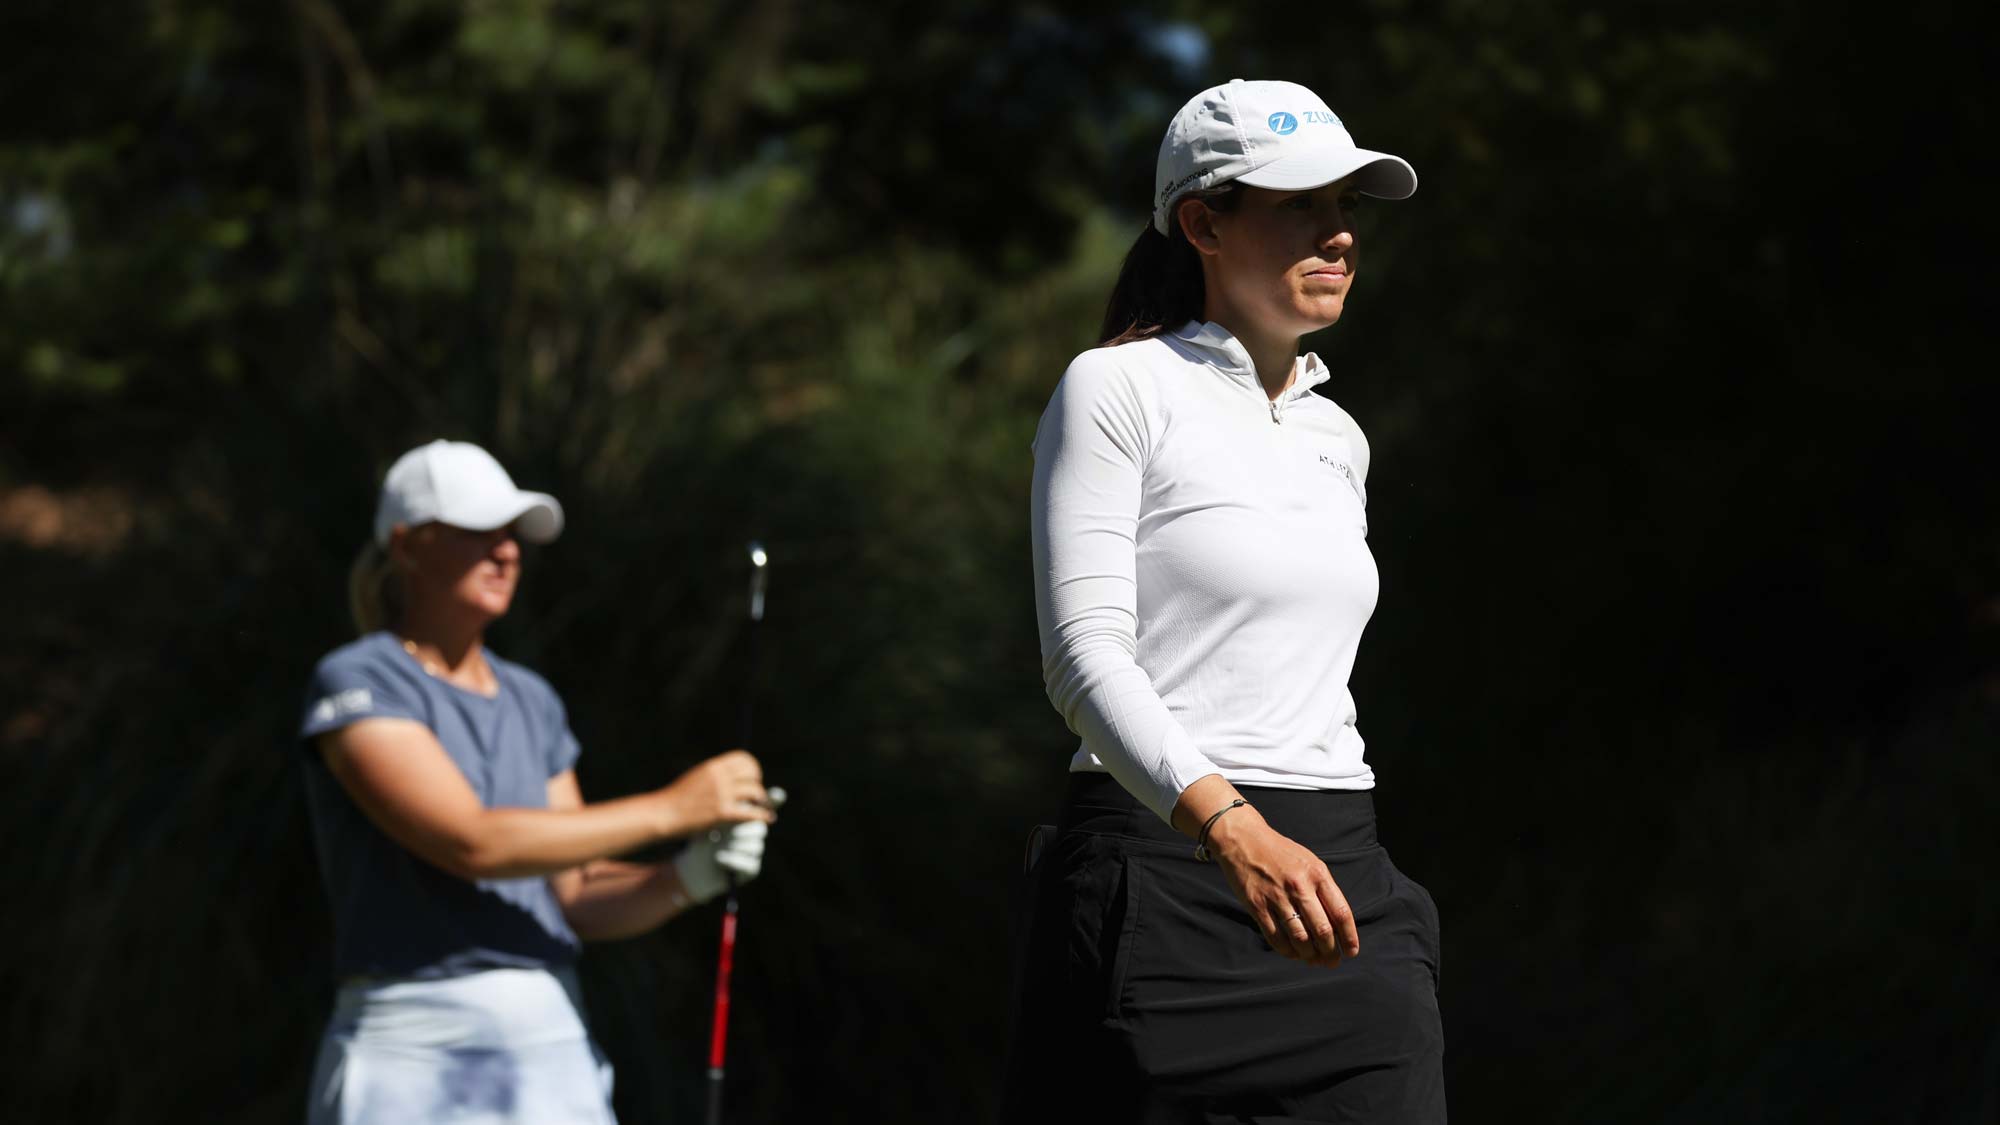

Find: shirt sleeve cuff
1143;729;1224;826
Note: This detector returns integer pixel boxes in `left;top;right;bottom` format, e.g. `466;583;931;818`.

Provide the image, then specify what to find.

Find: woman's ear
1177;198;1222;256
387;524;417;573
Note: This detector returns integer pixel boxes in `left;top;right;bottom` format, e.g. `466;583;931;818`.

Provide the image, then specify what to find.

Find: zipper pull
1269;400;1281;425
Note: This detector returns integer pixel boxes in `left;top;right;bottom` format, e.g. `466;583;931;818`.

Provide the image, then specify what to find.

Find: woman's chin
1280;293;1345;334
461;593;513;620
1307;297;1346;326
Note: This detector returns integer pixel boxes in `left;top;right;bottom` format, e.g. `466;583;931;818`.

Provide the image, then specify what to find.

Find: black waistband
1057;772;1378;854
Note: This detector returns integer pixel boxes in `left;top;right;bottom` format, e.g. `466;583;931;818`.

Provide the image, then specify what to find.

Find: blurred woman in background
300;439;777;1124
1010;81;1445;1122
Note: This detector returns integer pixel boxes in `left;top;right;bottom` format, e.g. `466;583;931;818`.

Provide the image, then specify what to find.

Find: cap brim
511;493;563;544
1236;148;1417;200
449;491;565;544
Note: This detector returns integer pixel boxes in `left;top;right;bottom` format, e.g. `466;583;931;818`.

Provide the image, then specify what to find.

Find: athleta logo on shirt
1318;453;1355;484
1319;452;1368;510
310;688;373;725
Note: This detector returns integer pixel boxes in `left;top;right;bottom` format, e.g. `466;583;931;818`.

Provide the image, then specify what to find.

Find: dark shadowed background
3;0;1995;1121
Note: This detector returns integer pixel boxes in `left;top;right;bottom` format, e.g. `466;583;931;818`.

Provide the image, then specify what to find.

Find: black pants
1003;774;1445;1124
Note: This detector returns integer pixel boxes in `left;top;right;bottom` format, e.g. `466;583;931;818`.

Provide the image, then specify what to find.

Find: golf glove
674;787;785;904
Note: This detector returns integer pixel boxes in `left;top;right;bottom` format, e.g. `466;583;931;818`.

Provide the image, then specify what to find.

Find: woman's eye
1339;194;1363;211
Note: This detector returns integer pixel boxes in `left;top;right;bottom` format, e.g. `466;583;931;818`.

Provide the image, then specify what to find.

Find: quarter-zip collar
1170;320;1331;403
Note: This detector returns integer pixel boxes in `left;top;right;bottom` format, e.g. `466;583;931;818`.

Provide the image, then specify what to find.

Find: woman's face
397;522;521;622
1190;180;1361;339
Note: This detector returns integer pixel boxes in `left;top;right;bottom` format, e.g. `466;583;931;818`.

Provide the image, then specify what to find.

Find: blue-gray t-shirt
298;631;584;980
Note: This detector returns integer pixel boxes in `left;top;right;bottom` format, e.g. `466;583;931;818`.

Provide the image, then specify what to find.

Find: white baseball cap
372;440;564;546
1153;79;1417;235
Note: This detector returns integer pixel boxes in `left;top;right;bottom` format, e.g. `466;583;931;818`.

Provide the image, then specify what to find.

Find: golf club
706;540;769;1125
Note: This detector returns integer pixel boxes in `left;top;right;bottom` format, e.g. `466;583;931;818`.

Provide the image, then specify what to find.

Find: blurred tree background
2;0;1993;1121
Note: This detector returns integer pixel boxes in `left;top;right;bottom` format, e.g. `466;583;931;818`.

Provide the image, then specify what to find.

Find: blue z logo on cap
1268;112;1298;135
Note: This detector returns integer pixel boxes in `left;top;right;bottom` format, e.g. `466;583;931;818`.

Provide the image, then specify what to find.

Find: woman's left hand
673;822;766;903
672;787;787;904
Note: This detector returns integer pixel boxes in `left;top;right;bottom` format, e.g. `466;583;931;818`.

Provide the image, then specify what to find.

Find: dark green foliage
2;0;1993;1121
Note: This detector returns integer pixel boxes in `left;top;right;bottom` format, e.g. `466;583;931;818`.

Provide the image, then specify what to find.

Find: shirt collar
1171;320;1330;398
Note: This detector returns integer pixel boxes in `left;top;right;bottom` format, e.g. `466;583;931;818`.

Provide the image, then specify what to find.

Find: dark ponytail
1098;183;1244;347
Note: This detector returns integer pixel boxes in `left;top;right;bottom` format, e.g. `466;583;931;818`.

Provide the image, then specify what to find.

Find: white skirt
308;966;616;1124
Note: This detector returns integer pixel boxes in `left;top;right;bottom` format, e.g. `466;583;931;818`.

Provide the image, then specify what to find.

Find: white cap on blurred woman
373;440;564;546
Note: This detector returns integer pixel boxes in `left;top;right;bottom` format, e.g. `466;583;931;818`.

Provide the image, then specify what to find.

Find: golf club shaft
706;541;767;1125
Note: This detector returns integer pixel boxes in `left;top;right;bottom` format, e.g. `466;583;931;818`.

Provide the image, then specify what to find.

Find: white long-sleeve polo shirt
1031;320;1379;823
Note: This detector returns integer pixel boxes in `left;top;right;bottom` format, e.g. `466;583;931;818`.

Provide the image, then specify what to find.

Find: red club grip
707;907;739;1069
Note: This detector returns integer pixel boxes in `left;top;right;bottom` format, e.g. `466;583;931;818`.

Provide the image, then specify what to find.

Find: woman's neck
1199;304;1299;400
395;604;492;689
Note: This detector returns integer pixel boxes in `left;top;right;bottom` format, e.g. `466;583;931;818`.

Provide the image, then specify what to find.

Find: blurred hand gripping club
675;786;787;903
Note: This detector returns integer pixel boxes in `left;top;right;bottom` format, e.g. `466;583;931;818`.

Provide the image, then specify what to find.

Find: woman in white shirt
1006;81;1445;1123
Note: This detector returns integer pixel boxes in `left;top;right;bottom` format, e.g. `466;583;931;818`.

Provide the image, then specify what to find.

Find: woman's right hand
656;749;776;837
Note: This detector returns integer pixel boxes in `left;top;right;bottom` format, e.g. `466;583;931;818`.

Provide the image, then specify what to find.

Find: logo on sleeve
310;688;373;725
1318;453;1368;506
